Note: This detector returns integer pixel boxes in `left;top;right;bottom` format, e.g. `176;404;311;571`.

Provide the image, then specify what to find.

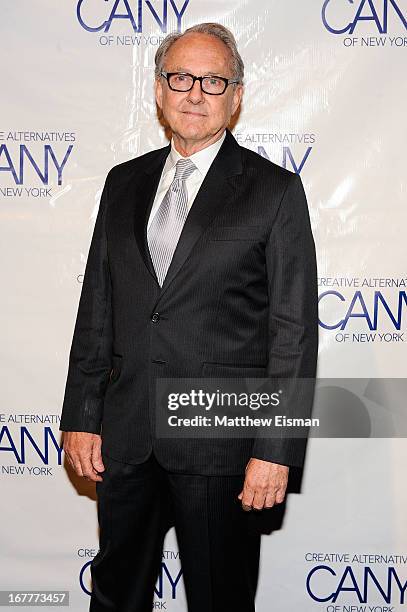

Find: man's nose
186;79;204;103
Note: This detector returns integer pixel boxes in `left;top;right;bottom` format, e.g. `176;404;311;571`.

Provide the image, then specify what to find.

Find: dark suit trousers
89;451;261;612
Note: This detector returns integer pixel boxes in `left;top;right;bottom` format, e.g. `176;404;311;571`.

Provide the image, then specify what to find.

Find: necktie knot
174;158;196;182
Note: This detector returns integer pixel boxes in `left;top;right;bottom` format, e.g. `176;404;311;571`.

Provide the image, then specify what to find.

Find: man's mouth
181;111;207;117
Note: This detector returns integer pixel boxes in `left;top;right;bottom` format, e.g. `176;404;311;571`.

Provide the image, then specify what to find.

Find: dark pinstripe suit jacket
59;129;318;475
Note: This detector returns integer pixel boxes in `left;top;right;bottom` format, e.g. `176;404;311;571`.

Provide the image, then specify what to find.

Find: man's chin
172;127;208;142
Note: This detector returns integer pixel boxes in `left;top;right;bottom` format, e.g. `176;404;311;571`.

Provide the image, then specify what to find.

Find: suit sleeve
59;172;113;434
251;173;319;468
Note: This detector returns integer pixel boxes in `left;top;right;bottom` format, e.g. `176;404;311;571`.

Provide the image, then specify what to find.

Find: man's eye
207;77;221;86
174;74;188;82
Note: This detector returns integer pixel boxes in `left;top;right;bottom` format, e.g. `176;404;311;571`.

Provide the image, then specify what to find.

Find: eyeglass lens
168;74;227;94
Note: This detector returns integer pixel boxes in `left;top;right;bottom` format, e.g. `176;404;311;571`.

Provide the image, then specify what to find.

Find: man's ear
155;77;163;110
232;84;243;116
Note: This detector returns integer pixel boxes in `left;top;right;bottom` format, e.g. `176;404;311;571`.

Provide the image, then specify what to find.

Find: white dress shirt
147;131;226;231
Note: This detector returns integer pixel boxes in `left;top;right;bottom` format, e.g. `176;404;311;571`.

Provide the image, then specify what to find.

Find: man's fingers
91;438;105;474
62;431;103;481
240;459;290;511
252;486;268;510
79;454;103;482
275;486;287;505
238;490;252;511
66;453;84;477
66;450;95;481
264;492;276;508
240;482;255;510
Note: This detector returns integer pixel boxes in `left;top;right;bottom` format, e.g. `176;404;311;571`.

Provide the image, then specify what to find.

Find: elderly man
60;22;318;612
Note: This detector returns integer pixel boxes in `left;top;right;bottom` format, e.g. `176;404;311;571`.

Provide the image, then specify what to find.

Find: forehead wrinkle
168;66;229;76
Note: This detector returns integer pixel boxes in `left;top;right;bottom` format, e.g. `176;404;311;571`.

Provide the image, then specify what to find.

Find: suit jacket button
151;312;160;323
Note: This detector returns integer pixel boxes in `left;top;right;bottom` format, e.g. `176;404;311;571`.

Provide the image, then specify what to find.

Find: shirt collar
164;130;226;179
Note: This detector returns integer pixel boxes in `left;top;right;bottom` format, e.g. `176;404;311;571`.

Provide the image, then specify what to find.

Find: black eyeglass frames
160;71;240;96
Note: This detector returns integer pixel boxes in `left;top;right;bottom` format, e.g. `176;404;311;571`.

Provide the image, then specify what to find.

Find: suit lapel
132;145;170;283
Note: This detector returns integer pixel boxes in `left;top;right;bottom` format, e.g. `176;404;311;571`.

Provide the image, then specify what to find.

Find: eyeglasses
160;71;240;96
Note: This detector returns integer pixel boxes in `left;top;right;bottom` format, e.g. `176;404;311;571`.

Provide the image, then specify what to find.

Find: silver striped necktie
147;158;197;287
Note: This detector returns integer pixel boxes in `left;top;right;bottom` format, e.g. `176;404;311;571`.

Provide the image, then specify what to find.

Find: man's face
155;32;243;147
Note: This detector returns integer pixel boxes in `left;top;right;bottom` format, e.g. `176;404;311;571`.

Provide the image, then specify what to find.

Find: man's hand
238;458;289;511
62;431;105;482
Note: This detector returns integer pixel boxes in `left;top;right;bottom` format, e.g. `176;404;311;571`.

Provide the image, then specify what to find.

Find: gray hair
154;22;244;83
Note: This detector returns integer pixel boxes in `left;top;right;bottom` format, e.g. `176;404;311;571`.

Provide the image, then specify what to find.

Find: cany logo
0;145;72;186
80;560;183;598
0;131;75;196
0;426;62;466
322;0;407;34
77;0;190;34
307;564;407;604
319;290;407;331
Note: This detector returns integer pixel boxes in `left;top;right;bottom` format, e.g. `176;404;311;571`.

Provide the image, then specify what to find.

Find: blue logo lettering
0;144;73;185
77;0;190;34
307;564;407;603
257;146;312;174
80;560;182;597
322;0;407;35
318;290;407;330
0;426;62;465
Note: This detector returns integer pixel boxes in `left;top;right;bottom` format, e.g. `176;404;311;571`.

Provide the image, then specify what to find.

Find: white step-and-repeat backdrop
1;1;406;610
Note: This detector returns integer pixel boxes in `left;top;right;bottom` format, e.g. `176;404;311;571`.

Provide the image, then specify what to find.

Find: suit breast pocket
208;226;265;241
